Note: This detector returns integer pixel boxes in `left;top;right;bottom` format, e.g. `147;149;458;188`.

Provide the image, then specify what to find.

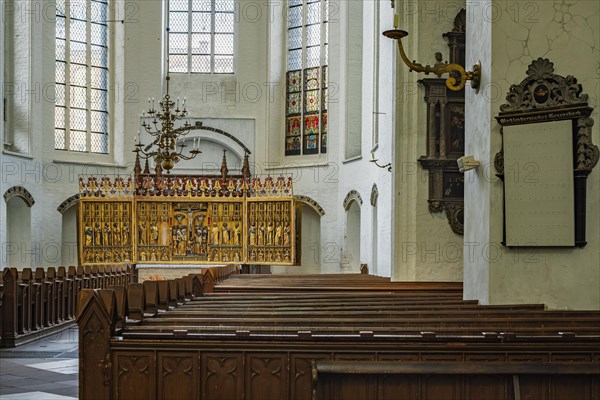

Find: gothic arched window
167;0;235;74
285;0;328;156
55;0;110;154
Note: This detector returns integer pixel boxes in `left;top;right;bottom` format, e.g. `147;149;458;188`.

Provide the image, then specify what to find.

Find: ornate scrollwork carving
575;117;599;174
500;58;588;112
496;57;598;247
444;203;464;235
428;201;443;213
494;149;504;177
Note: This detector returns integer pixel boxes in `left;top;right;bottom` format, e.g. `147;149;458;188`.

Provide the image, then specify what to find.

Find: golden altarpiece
78;162;296;267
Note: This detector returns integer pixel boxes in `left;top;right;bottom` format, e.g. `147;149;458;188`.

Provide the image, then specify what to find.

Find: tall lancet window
55;0;110;154
285;0;328;156
168;0;235;74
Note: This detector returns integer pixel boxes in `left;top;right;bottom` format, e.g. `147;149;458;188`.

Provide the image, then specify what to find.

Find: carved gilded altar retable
78;175;296;265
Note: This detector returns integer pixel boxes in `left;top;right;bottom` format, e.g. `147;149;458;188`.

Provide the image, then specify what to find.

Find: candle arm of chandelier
383;29;480;92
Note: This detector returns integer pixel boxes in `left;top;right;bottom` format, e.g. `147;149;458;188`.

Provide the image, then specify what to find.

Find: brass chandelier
134;75;201;175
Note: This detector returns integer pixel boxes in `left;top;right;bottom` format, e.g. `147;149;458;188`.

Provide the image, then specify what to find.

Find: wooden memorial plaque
495;58;598;247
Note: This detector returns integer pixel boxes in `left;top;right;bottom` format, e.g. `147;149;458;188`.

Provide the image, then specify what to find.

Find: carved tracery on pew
76;289;118;400
417;9;466;235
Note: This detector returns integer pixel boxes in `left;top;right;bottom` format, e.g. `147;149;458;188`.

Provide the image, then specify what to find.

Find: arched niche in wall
343;191;362;272
58;194;80;266
370;184;379;207
343;190;363;210
370;184;378;275
3;186;35;207
294;195;325;272
294;195;326;217
4;186;34;268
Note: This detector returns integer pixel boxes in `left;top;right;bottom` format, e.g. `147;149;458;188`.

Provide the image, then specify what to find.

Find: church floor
0;327;79;399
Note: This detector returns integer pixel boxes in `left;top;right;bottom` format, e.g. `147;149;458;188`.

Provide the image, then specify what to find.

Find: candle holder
134;75;201;175
383;29;481;92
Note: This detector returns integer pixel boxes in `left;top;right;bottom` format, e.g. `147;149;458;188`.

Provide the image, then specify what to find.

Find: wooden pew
1;264;134;347
312;360;600;400
76;270;599;400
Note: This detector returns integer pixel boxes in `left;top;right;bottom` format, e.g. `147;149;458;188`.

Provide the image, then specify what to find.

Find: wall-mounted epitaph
495;58;599;247
418;9;466;235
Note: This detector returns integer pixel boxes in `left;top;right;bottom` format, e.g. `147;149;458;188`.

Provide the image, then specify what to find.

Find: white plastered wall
464;0;600;309
0;0;393;277
392;0;466;282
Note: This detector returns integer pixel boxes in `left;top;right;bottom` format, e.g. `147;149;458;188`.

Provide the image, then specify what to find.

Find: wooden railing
1;264;134;347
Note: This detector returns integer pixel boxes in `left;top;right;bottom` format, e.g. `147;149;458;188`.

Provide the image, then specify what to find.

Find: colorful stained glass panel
287;93;301;115
287;116;301;137
304;134;318;153
304;115;319;135
304;90;319;113
304;115;319;154
321;112;327;153
304;67;320;90
287;70;301;93
285;137;301;155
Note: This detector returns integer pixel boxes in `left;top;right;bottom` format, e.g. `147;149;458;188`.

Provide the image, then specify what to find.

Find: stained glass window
55;0;109;154
285;0;328;156
168;0;235;74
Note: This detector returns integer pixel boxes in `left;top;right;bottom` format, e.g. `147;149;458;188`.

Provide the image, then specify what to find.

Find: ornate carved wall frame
494;58;599;247
417;10;466;235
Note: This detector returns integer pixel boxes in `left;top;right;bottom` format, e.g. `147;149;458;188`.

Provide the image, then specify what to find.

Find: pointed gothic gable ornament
495;58;598;247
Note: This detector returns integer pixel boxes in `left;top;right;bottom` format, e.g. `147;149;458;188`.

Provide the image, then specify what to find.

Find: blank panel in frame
503;120;574;246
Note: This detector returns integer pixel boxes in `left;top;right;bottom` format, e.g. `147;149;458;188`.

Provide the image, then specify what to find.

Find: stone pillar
463;0;600;309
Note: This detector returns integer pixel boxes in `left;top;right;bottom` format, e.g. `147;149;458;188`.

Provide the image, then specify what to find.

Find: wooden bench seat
313;360;600;400
76;271;600;400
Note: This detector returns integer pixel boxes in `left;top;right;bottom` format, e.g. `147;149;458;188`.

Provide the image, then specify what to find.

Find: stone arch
142;124;251;168
57;193;80;214
370;184;379;206
294;195;325;216
343;190;363;210
3;186;35;207
197;125;251;155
